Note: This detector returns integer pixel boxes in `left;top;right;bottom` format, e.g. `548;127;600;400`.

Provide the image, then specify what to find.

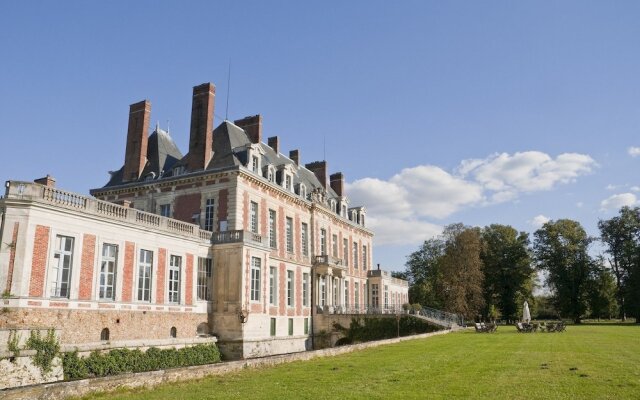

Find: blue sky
2;1;640;271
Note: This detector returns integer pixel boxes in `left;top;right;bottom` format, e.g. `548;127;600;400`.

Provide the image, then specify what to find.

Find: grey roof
96;121;338;200
100;127;183;187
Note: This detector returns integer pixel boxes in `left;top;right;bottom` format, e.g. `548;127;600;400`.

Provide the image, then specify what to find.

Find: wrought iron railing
316;303;463;328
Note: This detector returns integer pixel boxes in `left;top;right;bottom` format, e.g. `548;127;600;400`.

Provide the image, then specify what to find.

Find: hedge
62;343;221;380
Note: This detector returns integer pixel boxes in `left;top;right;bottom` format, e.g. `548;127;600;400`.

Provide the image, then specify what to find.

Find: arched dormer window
277;164;295;193
329;199;337;213
264;165;276;183
246;144;265;177
297;183;307;199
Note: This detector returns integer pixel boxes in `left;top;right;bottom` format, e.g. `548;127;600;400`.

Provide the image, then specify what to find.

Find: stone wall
0;352;63;390
2;329;451;400
0;308;208;345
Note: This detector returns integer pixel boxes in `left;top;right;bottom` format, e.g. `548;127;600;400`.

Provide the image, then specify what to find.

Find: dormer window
264;165;276;183
173;165;186;176
298;183;307;199
341;204;347;217
247;144;264;177
285;175;292;191
252;156;259;173
330;199;337;213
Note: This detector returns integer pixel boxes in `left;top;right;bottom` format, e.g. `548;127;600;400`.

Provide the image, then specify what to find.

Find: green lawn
85;324;640;399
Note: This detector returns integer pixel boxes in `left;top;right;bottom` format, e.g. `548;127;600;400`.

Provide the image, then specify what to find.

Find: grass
81;324;640;400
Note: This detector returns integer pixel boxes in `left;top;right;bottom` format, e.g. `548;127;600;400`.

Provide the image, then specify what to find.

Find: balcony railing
314;254;344;266
316;303;463;328
211;230;267;247
2;181;213;243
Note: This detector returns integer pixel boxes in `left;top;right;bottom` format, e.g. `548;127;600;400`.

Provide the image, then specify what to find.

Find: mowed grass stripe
81;325;640;400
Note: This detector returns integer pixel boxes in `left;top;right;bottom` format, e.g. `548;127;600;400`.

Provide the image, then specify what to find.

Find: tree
404;223;484;319
586;258;619;320
533;219;594;323
438;224;485;319
480;224;534;322
598;206;640;321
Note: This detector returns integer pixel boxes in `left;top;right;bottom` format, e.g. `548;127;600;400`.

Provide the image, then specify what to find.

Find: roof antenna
225;59;231;121
323;134;326;161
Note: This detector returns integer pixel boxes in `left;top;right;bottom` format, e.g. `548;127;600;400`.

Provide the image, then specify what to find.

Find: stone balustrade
2;181;213;243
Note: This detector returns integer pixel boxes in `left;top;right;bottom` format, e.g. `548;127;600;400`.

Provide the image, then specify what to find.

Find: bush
62;343;221;380
334;316;441;344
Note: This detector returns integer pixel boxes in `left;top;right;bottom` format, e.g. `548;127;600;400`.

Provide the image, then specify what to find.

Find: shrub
62;343;221;380
26;329;60;374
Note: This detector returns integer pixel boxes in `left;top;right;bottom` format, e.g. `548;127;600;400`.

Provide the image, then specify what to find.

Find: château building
0;82;408;359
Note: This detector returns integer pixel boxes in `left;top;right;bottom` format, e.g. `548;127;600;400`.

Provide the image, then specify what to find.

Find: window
197;257;212;301
343;238;349;266
99;243;118;300
372;284;379;308
286;217;293;253
252;155;259;173
288;318;293;336
168;255;181;303
301;223;308;256
362;245;367;270
250;202;258;234
304;318;309;334
355;282;360;309
384;285;389;309
333;278;338;305
250;257;261;301
137;249;153;302
320;276;326;306
267;166;275;183
331;234;338;258
270;318;276;336
342;204;347;218
269;266;277;305
269;209;277;248
170;327;177;338
353;242;359;268
320;229;326;255
51;235;74;298
299;184;306;199
160;204;171;217
302;273;309;307
287;270;294;307
100;328;110;341
285;175;292;191
344;282;349;306
204;198;215;231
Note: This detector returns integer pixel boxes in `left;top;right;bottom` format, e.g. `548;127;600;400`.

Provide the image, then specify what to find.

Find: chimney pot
234;115;262;144
123;100;151;182
290;150;300;166
267;136;279;153
187;83;215;171
34;175;56;188
330;172;344;196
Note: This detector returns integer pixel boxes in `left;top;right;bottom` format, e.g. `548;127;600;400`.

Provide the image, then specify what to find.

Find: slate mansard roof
94;120;339;200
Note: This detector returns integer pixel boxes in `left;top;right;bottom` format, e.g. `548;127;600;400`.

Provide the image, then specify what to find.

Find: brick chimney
34;175;56;188
187;83;215;171
267;136;279;153
235;115;262;144
330;172;344;196
290;150;300;166
123;100;151;182
305;161;327;189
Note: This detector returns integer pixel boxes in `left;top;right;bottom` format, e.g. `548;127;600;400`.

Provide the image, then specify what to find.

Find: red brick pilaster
217;189;228;231
29;225;50;297
122;242;135;302
156;248;166;304
78;234;96;300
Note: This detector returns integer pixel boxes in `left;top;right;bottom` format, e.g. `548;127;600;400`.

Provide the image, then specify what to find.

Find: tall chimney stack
235;115;262;144
123;100;151;182
267;136;279;153
330;172;344;196
305;161;328;189
187;83;215;171
290;150;300;166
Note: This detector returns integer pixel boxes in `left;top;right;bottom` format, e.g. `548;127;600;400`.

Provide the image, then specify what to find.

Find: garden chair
475;323;484;332
515;322;524;332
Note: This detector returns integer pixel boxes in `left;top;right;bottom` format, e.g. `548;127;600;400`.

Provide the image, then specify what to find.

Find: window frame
51;234;75;298
168;255;182;304
137;249;153;302
250;257;261;302
98;243;118;301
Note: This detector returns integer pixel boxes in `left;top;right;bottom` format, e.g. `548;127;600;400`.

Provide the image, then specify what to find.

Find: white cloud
628;147;640;157
600;193;638;212
529;214;550;228
576;201;584;208
461;151;596;193
606;184;618;191
347;150;595;246
631;186;640;192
